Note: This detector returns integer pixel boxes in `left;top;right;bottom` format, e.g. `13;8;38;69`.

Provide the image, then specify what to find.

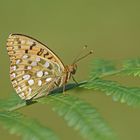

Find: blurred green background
0;0;140;140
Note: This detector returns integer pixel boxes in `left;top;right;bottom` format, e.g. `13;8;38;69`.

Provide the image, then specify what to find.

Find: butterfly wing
7;34;66;100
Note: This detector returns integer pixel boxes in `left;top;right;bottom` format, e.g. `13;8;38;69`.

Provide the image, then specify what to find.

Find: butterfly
7;34;93;100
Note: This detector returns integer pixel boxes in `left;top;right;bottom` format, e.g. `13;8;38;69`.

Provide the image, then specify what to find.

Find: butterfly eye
71;68;77;75
67;64;77;75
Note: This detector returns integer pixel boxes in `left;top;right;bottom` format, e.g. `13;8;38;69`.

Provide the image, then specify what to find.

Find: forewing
7;34;66;100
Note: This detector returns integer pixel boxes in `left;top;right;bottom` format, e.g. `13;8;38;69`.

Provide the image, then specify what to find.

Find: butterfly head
66;64;77;75
66;47;93;76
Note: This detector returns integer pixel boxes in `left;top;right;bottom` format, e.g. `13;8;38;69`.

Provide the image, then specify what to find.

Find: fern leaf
83;78;140;106
90;59;116;78
38;95;116;140
0;111;59;140
0;93;25;111
123;58;140;76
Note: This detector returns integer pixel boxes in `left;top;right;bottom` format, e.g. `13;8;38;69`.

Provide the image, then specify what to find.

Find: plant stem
100;69;124;78
8;101;27;111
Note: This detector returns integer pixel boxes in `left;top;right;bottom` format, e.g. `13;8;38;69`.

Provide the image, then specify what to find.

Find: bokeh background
0;0;140;140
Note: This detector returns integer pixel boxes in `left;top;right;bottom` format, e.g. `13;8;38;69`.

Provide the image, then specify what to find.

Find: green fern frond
90;59;116;78
83;78;140;106
123;58;140;76
0;93;24;111
0;111;59;140
38;95;116;140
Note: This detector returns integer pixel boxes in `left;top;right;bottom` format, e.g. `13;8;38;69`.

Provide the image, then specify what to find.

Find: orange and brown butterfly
6;34;93;100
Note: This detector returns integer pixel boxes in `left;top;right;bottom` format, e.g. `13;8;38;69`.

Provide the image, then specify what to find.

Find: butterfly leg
72;75;79;84
62;84;66;95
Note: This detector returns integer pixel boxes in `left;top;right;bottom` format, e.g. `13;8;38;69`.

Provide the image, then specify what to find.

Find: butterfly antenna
73;45;88;64
73;50;93;64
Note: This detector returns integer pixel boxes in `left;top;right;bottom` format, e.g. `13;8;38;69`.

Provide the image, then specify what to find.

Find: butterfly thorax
64;64;77;82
